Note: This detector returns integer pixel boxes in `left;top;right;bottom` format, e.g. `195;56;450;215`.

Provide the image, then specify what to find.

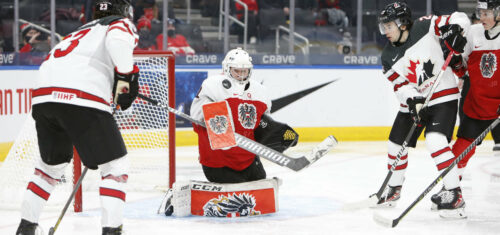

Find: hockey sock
21;161;67;223
99;157;128;228
452;137;476;173
426;132;460;190
387;141;408;186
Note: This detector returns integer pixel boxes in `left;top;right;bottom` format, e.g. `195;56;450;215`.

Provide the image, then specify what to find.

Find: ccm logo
192;184;222;192
52;91;76;101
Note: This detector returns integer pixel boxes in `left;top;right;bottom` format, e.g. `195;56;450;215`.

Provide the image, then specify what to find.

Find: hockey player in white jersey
16;0;138;234
374;1;470;219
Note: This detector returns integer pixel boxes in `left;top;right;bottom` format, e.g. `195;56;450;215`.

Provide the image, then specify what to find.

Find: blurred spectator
134;0;160;23
200;0;219;17
38;7;81;22
19;23;51;53
233;0;258;44
135;16;157;51
296;0;318;10
156;19;195;55
315;0;348;27
258;0;289;16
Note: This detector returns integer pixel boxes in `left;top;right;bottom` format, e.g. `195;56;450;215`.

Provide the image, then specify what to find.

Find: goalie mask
93;0;133;20
222;48;253;86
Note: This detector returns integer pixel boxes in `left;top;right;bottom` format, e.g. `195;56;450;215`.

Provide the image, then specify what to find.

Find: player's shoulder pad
380;43;399;69
198;74;227;96
410;17;432;39
469;23;484;36
204;74;231;89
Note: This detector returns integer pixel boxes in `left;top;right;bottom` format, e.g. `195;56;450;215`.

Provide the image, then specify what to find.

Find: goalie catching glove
254;114;299;153
112;65;139;110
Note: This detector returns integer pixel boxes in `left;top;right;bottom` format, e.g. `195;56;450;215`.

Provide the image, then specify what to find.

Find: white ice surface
1;141;500;235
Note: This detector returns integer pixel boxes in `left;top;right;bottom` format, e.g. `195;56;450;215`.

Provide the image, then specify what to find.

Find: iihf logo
480;52;497;78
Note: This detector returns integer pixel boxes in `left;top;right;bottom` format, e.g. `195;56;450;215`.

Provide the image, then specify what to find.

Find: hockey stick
343;53;454;210
49;167;88;235
138;94;337;171
374;116;500;227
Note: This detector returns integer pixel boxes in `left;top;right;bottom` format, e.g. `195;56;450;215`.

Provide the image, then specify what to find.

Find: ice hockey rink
0;140;499;235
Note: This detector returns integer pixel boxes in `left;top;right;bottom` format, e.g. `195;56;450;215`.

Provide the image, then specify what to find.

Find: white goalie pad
171;178;280;217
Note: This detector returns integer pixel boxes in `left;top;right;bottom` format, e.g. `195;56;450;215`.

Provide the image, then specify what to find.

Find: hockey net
0;51;176;211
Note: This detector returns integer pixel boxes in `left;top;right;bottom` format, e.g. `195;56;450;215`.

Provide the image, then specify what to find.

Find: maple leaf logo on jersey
208;115;229;134
480;52;497;78
407;59;435;85
407;60;420;84
238;103;257;129
203;193;261;217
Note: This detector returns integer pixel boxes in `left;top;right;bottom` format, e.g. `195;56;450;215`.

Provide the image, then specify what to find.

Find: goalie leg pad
99;156;129;227
171;178;280;217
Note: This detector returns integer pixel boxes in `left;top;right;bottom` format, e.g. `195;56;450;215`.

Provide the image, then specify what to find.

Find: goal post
0;51;176;212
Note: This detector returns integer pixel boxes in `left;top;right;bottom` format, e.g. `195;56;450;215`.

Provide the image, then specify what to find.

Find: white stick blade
342;195;379;211
373;212;395;228
308;135;338;163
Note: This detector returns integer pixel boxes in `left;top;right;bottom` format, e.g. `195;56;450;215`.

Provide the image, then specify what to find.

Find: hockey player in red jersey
16;1;138;234
447;0;500;186
190;47;298;183
374;2;470;219
160;48;298;217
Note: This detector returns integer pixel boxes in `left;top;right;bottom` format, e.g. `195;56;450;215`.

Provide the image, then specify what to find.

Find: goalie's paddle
138;94;338;171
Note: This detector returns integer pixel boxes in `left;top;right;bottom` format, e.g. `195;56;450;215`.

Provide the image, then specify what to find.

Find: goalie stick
343;53;454;210
138;94;337;172
374;116;500;228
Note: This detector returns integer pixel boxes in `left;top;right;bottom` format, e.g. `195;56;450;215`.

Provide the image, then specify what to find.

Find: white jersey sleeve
33;16;139;113
105;18;138;73
433;12;471;37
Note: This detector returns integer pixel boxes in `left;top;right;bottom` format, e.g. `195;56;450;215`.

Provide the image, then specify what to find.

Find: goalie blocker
160;178;280;217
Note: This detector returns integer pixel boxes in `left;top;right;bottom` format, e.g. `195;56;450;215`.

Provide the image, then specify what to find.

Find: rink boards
0;65;494;160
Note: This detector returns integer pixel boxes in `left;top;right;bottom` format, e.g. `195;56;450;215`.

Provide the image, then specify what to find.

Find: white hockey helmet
222;47;253;85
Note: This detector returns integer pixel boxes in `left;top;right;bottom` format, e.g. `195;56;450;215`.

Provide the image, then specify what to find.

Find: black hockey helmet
378;1;412;34
477;0;500;19
477;0;500;10
93;0;132;20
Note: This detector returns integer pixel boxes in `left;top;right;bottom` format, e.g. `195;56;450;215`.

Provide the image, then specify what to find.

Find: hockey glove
441;45;464;71
407;96;428;124
254;114;299;153
439;24;467;54
112;65;140;111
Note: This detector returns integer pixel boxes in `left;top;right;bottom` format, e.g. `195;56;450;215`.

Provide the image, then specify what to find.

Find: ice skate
372;185;401;208
430;185;445;211
16;219;43;235
430;187;467;219
102;225;123;235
